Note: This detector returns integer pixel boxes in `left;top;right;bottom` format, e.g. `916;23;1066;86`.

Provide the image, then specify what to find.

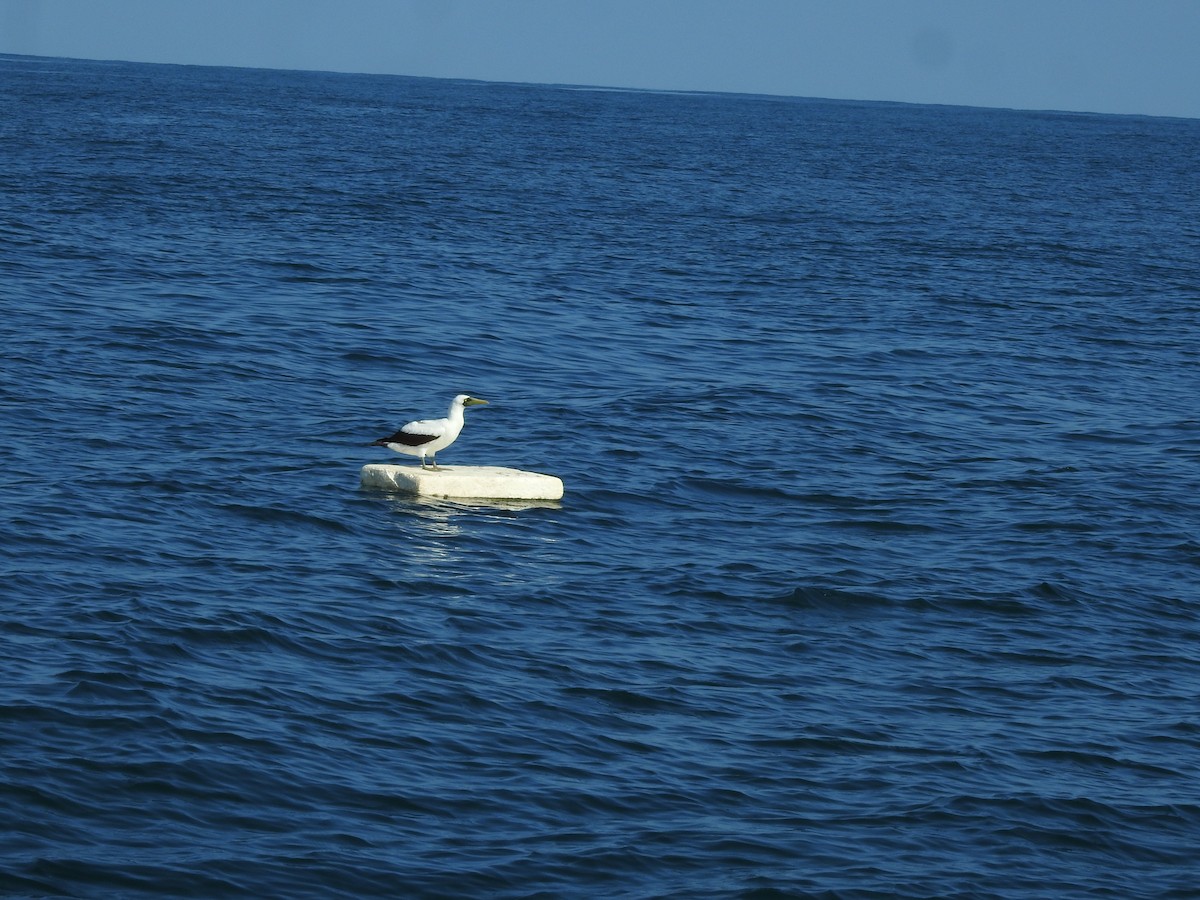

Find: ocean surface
2;53;1199;898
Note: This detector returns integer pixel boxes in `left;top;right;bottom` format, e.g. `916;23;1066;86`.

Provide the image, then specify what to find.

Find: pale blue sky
2;0;1198;118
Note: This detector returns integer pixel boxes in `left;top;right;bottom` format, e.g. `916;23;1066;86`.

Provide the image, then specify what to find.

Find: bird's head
458;394;488;407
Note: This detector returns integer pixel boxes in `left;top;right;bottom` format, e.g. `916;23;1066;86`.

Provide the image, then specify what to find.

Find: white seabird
370;394;488;470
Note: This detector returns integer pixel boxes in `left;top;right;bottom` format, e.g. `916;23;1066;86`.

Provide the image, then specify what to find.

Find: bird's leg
429;454;440;471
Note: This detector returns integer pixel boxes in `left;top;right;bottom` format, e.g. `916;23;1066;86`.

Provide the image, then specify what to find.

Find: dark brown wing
371;430;436;447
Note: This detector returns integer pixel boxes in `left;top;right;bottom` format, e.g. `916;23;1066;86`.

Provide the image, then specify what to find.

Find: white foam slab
360;464;564;501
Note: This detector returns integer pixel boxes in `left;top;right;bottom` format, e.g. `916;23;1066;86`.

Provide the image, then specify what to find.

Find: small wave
218;502;356;534
771;585;895;610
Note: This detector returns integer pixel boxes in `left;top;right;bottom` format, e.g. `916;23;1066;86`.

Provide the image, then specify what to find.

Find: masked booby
370;394;488;470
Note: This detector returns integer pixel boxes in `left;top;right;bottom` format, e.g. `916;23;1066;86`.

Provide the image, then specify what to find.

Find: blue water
2;53;1199;898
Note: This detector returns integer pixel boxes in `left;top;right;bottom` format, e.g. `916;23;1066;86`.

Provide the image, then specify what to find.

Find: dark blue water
2;53;1199;898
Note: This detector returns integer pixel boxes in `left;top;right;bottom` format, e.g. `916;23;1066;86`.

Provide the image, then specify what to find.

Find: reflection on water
368;491;564;580
382;492;563;517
